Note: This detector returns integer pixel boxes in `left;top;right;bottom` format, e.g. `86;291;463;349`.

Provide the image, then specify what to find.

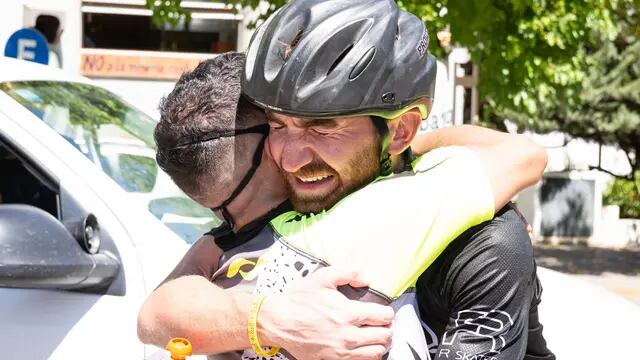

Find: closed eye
305;119;339;135
310;127;334;135
267;119;285;130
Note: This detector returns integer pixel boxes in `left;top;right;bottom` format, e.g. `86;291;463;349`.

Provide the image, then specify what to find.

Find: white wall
528;132;632;175
237;6;260;51
419;60;454;133
0;1;22;49
515;132;633;247
1;0;82;75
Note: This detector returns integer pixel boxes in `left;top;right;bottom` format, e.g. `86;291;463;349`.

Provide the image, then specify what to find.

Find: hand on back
260;266;394;360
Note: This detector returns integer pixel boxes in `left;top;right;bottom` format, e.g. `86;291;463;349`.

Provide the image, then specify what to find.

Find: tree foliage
603;172;640;218
147;0;191;28
500;0;639;185
148;0;616;98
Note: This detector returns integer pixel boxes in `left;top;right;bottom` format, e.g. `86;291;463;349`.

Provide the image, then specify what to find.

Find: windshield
0;80;219;244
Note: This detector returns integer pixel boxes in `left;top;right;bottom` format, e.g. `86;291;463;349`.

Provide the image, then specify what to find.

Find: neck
227;154;288;231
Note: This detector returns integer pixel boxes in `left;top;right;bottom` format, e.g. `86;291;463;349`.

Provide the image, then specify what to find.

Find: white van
0;56;215;359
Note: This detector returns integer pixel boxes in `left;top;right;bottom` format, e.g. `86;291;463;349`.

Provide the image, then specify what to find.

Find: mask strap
171;124;269;149
210;130;268;231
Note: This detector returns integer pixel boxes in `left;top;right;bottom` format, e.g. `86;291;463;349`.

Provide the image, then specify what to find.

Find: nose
281;137;314;174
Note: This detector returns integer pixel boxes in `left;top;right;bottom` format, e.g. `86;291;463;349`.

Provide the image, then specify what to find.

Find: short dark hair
155;52;264;203
35;15;61;43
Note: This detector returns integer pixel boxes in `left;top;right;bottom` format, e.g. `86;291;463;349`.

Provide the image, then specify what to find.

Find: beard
282;141;381;214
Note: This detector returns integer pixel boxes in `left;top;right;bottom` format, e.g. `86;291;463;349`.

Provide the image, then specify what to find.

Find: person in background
34;14;62;68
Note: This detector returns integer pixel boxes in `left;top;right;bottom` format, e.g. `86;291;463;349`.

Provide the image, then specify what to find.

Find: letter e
17;39;37;60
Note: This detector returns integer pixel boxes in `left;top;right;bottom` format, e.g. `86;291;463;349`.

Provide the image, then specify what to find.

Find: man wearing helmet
138;1;554;360
241;1;554;359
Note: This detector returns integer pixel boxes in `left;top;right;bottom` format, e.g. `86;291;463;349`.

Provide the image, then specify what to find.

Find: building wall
515;133;633;247
0;0;82;75
1;0;256;118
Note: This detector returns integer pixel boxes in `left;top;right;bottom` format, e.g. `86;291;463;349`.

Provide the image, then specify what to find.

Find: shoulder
189;234;222;260
425;204;537;306
446;203;536;290
458;203;533;260
420;204;535;288
162;234;223;284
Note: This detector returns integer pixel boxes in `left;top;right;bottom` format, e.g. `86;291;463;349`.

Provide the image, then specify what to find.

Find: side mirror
0;204;120;292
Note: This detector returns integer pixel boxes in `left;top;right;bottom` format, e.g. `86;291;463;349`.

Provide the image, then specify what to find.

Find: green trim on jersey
270;146;495;299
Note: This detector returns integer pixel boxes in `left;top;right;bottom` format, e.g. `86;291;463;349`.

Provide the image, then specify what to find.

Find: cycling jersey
204;146;496;360
416;204;556;360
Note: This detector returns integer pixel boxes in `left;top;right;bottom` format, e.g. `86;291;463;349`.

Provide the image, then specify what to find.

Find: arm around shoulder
474;133;547;210
412;125;548;210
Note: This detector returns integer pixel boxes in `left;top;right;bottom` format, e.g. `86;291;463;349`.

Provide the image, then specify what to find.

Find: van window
0;142;59;218
1;81;218;244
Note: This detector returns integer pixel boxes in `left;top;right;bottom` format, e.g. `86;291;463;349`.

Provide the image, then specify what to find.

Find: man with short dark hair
155;55;277;213
35;15;60;44
34;14;62;68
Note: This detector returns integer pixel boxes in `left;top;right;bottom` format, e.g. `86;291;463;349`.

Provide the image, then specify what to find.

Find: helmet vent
349;46;376;80
327;44;354;75
396;24;400;40
284;29;304;60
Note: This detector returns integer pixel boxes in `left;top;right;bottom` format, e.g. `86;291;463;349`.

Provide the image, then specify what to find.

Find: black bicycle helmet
242;0;437;119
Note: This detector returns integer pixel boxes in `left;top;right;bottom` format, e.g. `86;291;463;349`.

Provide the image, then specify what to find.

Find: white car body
0;57;204;359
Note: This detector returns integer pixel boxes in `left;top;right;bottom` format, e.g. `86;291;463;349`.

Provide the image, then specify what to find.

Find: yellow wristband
248;295;280;357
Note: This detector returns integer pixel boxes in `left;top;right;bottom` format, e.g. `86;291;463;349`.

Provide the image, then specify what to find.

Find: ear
387;110;422;155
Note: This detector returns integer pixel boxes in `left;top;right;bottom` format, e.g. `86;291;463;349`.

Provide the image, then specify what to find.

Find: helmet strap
371;116;392;176
400;147;414;172
371;116;416;175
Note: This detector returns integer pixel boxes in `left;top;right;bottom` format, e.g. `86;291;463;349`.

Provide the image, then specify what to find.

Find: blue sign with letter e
4;28;49;65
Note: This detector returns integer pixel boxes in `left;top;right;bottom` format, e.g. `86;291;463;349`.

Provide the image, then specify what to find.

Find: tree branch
588;164;635;181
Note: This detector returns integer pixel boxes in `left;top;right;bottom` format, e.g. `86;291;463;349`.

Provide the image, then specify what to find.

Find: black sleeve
431;205;537;360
